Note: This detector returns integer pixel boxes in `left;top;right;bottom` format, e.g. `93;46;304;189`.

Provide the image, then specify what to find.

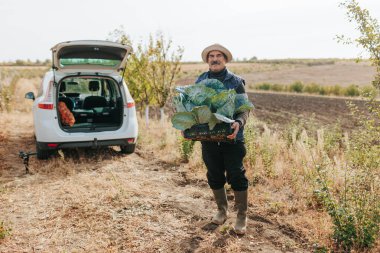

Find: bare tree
108;28;183;126
147;32;184;123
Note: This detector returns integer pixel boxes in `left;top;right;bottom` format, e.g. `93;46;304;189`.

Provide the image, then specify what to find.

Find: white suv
25;40;138;159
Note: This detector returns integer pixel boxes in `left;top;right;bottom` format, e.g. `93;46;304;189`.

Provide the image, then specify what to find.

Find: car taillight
38;103;54;110
125;102;135;108
39;80;54;110
47;143;58;148
127;138;135;143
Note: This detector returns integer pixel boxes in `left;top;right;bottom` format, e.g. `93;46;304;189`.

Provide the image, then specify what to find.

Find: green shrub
178;136;195;163
303;83;321;94
315;99;380;252
256;83;272;91
330;85;344;96
271;83;285;92
244;118;258;169
289;81;304;93
360;85;378;97
344;84;360;96
316;0;380;250
318;86;328;95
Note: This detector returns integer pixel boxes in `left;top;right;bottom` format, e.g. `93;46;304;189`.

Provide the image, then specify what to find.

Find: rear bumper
37;138;135;150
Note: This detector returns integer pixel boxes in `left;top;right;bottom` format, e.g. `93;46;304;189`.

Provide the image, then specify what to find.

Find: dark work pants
201;141;248;191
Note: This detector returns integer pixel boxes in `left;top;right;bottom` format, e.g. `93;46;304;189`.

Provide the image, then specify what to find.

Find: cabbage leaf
171;112;197;130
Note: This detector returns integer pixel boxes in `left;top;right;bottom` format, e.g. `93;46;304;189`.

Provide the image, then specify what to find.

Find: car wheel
120;144;135;154
36;143;51;160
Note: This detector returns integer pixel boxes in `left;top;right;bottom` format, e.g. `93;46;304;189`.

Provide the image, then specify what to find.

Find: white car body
26;40;138;159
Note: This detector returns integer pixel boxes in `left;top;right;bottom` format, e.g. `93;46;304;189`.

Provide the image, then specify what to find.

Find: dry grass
0;67;46;113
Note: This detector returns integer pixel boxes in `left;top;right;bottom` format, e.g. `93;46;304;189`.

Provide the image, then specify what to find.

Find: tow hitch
19;151;37;174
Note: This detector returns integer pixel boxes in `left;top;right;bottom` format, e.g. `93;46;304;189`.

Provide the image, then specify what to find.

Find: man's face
207;50;226;72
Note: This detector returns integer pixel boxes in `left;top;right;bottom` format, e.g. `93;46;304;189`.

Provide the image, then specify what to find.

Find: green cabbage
171;79;254;131
197;79;226;92
184;85;217;105
211;89;236;110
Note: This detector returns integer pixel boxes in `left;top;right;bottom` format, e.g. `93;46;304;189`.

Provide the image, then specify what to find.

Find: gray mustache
211;61;220;65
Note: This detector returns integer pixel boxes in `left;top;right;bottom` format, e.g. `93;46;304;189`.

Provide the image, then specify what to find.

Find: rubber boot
234;190;248;235
211;188;228;225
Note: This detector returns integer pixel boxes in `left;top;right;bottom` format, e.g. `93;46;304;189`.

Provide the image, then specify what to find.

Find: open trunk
57;76;124;132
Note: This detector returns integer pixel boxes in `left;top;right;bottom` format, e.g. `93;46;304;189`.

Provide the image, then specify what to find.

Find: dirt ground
249;91;369;131
0;113;311;252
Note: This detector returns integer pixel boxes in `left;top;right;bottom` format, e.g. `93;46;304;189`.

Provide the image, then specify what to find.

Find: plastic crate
183;123;234;142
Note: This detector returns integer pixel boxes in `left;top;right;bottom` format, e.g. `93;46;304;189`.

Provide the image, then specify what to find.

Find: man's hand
227;121;240;140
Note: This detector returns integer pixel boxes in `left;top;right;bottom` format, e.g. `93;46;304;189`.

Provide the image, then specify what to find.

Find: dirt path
0;113;311;252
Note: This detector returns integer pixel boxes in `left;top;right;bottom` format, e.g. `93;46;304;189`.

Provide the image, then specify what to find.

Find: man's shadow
201;222;219;232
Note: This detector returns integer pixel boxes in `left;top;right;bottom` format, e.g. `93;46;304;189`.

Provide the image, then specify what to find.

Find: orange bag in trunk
58;101;75;127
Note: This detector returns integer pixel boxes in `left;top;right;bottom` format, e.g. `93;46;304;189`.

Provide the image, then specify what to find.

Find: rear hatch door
51;40;132;73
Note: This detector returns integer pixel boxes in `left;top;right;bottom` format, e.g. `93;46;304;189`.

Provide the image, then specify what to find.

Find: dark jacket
195;69;249;141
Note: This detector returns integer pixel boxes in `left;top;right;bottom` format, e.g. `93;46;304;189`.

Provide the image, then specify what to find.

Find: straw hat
201;43;233;63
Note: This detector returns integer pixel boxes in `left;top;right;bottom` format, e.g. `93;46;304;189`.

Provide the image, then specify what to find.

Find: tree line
0;59;51;66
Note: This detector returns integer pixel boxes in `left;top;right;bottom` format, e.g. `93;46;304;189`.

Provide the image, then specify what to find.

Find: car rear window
60;58;120;67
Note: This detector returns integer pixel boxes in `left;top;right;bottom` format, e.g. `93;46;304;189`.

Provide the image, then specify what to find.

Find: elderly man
196;43;249;235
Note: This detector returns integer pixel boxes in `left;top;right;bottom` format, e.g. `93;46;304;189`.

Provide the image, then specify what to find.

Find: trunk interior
57;76;124;132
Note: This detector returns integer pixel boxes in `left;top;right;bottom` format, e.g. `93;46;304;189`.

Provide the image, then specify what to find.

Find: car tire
36;143;51;160
120;144;135;154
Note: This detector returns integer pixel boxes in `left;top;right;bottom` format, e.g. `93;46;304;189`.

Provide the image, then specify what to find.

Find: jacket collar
207;68;233;82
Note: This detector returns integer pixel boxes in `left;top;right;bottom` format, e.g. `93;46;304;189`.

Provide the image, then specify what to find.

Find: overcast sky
1;0;379;62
